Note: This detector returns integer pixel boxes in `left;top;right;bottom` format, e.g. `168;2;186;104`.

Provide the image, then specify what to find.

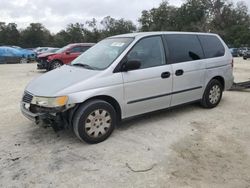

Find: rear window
198;35;225;58
165;34;204;64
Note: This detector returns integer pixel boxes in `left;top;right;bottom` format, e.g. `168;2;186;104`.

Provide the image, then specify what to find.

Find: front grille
37;58;46;63
22;92;33;103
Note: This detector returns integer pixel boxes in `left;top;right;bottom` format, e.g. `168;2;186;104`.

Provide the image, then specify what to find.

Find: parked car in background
26;48;35;51
229;48;238;57
238;47;250;56
11;46;36;62
22;32;234;144
243;50;250;60
37;43;95;71
35;47;59;55
34;47;50;55
0;46;26;64
37;49;60;70
42;48;59;54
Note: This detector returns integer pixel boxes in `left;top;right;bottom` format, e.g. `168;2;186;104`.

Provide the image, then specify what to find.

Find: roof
110;31;218;39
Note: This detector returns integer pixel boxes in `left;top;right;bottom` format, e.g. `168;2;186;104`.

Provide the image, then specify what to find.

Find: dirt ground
0;58;250;188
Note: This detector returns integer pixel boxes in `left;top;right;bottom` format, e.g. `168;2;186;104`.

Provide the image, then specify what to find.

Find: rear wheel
201;79;223;108
73;100;116;144
50;60;62;70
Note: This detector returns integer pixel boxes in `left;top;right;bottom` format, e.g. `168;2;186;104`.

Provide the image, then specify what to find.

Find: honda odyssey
21;32;234;144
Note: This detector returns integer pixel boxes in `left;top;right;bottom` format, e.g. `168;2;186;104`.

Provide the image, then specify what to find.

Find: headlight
31;96;68;108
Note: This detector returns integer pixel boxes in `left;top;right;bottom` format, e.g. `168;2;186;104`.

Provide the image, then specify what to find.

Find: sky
0;0;249;33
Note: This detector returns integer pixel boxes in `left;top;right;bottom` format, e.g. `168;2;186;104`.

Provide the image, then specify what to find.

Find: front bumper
37;59;49;69
21;102;41;123
20;102;65;124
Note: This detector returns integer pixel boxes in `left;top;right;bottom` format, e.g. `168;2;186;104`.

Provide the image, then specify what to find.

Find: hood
25;65;100;97
38;52;55;58
48;53;61;60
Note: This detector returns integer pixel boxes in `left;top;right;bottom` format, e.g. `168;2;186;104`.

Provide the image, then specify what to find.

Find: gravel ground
0;58;250;188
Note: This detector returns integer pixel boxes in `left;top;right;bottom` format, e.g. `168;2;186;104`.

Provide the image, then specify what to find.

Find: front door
122;36;173;118
64;46;82;64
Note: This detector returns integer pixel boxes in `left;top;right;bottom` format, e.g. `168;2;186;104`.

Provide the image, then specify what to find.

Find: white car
21;32;234;144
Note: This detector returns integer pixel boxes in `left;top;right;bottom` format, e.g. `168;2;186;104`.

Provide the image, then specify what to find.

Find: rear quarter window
198;35;225;58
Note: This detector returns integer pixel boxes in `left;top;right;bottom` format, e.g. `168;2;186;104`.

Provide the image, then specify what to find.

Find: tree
83;18;102;42
139;1;178;31
65;23;85;43
0;22;20;46
20;23;52;48
101;16;136;37
1;1;250;48
53;30;71;47
175;0;209;31
53;23;85;47
138;0;250;46
208;0;250;46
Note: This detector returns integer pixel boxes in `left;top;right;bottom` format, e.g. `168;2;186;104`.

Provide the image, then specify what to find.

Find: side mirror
122;60;141;72
65;50;71;55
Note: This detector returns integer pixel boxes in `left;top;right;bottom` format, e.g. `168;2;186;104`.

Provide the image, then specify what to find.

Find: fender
67;84;126;118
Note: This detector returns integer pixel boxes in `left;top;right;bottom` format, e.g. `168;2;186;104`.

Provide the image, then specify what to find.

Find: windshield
48;48;59;53
56;45;71;53
71;37;134;70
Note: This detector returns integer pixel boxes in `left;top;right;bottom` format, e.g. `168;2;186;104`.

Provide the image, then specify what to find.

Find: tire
200;79;223;108
20;58;28;64
50;60;62;70
73;100;117;144
243;57;247;60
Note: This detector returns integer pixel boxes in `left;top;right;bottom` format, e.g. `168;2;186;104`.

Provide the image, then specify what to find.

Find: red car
37;43;95;71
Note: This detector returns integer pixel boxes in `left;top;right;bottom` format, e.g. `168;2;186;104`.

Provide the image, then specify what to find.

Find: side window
70;47;82;53
81;46;91;53
198;35;225;58
126;36;166;69
165;34;204;64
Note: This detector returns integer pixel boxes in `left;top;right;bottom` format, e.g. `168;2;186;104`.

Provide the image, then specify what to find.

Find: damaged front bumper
20;102;68;129
37;59;49;70
21;102;41;123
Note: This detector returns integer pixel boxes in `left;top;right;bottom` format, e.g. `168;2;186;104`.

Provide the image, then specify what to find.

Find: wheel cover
209;85;221;104
84;109;111;138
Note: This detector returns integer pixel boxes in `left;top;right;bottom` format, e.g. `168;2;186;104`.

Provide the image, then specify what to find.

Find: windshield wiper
71;63;96;70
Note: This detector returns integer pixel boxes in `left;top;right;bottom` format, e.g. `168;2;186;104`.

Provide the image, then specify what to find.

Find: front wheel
73;100;116;144
50;60;62;70
201;79;223;108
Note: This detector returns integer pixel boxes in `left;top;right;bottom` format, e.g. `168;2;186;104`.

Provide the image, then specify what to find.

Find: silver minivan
21;32;234;143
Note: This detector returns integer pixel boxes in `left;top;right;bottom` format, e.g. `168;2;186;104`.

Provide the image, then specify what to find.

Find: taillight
231;59;234;68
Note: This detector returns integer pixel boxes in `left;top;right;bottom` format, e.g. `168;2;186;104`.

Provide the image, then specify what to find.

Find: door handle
161;72;171;79
175;69;184;76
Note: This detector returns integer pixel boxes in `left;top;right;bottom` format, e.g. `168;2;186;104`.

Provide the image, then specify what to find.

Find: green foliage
138;2;178;31
83;18;102;42
175;0;209;31
0;22;20;46
0;0;249;48
20;23;52;48
0;16;136;48
101;16;136;37
139;0;250;47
